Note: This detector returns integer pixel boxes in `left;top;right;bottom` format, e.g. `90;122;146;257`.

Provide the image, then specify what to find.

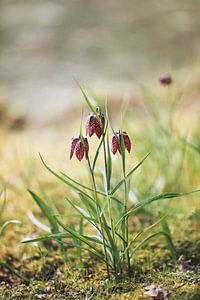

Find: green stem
103;137;117;275
87;157;111;280
103;138;108;191
121;150;131;278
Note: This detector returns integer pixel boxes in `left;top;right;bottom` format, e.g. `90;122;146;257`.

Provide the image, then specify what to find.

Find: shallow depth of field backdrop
1;0;200;116
0;1;200;299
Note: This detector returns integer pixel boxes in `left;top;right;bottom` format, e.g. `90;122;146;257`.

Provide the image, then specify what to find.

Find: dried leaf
177;255;186;272
144;284;169;300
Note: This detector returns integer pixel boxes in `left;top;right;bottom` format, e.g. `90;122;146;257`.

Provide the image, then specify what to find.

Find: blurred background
0;0;200;120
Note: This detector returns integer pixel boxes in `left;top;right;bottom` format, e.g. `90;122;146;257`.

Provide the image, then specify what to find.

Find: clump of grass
22;85;199;282
0;188;29;283
0;188;21;239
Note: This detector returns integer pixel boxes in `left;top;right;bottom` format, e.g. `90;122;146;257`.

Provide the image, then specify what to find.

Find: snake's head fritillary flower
86;113;95;137
159;75;172;86
123;131;131;153
70;137;89;161
111;131;120;154
86;107;105;139
111;131;131;155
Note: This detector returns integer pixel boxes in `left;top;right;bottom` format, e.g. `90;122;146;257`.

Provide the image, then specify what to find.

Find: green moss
0;232;199;299
0;197;199;299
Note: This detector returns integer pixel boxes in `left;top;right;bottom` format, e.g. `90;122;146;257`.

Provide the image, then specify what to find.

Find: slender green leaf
0;262;29;283
92;122;108;171
160;217;176;256
37;180;61;226
100;211;118;262
0;220;21;237
66;197;98;227
55;217;105;260
59;240;112;264
21;232;71;243
110;196;123;206
105;98;115;135
27;211;51;233
78;84;96;113
187;141;200;154
78;193;98;222
116;189;200;228
110;152;150;195
120;131;126;174
28;190;58;233
106;133;112;193
122;215;167;255
131;230;173;257
61;172;106;196
82;235;111;248
39;154;95;202
76;82;102;124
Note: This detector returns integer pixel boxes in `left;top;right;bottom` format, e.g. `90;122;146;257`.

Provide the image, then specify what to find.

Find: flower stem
121;150;131;278
87;157;111;280
103;135;118;275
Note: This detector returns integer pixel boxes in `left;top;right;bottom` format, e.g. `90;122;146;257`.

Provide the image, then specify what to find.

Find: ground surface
0;69;200;299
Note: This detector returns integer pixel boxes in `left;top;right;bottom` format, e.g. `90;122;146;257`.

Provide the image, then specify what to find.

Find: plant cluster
23;86;198;281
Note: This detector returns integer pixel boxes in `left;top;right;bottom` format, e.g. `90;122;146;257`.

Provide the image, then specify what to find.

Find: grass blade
39;154;95;202
28;190;58;234
92;122;108;171
187;141;200;154
160;216;176;256
0;262;29;283
27;211;51;233
0;220;21;237
61;172;106;196
55;217;106;260
21;232;71;243
122;215;167;255
77;82;97;113
116;189;200;228
66;197;98;227
131;230;174;258
106;133;112;193
110;152;151;195
78;193;98;222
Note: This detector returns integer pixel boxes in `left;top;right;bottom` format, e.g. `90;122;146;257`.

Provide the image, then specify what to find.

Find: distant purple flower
159;75;172;86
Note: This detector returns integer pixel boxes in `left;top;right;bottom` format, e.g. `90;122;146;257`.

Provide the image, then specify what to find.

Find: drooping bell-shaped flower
159;74;172;86
70;137;89;161
86;107;105;139
111;130;131;155
111;132;120;155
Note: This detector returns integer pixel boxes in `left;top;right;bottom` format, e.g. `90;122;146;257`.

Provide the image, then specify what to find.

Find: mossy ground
0;229;200;299
0;68;200;299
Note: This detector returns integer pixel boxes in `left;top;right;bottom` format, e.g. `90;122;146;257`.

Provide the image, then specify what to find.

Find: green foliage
23;87;200;281
0;188;21;239
0;188;29;283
